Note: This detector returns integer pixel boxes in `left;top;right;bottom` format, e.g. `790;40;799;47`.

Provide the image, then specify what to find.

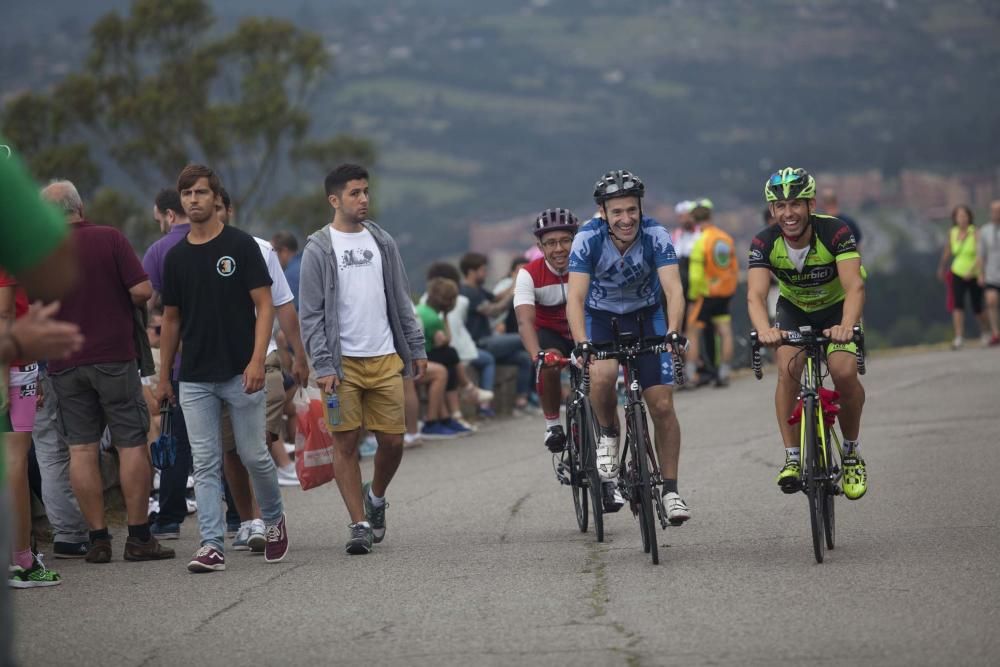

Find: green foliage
2;0;373;223
87;187;155;251
1;94;100;194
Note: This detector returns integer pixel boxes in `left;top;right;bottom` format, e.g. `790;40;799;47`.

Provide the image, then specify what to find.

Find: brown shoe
85;537;113;564
124;535;176;561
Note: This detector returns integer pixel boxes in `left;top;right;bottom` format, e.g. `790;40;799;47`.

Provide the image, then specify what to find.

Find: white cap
675;200;694;215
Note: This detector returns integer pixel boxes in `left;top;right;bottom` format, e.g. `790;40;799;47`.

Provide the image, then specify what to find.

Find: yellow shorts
328;354;405;434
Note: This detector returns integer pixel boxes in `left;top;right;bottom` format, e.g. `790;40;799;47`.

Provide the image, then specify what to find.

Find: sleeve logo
216;256;236;277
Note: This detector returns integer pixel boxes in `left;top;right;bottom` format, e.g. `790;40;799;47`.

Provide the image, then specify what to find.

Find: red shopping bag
294;388;336;490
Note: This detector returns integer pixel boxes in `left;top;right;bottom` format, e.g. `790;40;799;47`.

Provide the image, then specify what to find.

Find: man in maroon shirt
41;180;174;564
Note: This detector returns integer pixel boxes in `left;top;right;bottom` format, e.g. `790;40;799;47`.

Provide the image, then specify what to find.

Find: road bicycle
750;325;865;563
586;322;687;565
550;356;605;542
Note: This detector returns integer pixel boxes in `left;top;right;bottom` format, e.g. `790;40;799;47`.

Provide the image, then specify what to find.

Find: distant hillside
4;0;1000;266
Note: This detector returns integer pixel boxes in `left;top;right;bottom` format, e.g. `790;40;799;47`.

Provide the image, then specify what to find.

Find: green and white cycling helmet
764;167;816;202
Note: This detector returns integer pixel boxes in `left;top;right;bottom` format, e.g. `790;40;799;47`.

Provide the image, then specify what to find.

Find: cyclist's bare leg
539;360;563;416
775;345;806;448
828;350;864;441
644;385;680;479
589;358;621;434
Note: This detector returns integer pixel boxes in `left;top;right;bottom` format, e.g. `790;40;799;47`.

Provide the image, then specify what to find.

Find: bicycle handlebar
749;325;866;380
584;335;688;386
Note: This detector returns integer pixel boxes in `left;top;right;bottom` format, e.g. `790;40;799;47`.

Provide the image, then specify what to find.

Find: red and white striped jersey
513;257;571;339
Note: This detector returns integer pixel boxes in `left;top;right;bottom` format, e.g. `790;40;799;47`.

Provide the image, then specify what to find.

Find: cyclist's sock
785;447;800;462
544;416;561;428
718;363;731;381
843;439;860;455
599;425;618;438
663;479;678;494
368;488;385;508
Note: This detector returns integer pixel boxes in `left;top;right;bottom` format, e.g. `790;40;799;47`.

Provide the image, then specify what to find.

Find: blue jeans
478;334;532;396
468;348;496;391
180;377;283;551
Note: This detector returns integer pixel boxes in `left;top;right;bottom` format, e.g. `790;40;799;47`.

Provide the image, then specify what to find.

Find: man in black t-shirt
156;164;289;573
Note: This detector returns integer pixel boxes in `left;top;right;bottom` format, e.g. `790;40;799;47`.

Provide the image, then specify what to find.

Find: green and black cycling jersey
748;214;860;313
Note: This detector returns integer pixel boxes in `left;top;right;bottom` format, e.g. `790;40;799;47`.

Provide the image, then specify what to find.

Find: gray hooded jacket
298;221;426;380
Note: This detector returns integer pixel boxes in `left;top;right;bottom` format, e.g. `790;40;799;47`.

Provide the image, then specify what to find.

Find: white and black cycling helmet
593;169;645;204
533;207;580;238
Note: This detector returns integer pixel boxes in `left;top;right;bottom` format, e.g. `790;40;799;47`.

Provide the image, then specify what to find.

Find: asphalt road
13;346;1000;666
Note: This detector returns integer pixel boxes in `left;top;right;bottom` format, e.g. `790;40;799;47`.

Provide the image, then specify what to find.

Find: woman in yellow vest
937;205;988;349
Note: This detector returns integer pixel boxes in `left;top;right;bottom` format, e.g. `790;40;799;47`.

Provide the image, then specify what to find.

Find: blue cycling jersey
568;216;678;314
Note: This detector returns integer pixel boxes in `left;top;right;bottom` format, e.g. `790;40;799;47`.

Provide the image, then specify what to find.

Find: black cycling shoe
544;425;567;453
602;482;625;513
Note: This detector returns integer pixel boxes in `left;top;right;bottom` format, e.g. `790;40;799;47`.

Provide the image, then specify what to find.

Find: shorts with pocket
49;361;150;447
329;354;405;434
264;351;285;438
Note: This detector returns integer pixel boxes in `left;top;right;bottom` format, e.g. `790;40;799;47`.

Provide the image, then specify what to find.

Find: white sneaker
185;498;197;514
247;519;266;553
663;491;691;525
981;333;991;348
403;432;423;448
232;521;253;551
596;434;620;480
283;441;296;455
153;470;161;491
277;464;300;487
952;336;964;350
186;475;194;490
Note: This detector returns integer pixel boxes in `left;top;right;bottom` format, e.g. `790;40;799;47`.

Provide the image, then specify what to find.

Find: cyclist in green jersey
746;167;868;500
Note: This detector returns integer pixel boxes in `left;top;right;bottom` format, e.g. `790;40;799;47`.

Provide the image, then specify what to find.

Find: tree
2;0;373;226
1;94;100;195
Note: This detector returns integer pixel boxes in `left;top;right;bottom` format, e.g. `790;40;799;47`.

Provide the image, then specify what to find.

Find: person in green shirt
414;278;473;437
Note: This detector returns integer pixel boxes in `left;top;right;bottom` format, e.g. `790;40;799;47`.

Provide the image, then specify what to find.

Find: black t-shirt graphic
162;225;272;382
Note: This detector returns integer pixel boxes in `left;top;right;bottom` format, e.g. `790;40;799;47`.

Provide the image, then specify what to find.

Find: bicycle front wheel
581;398;604;543
822;484;835;549
567;407;588;533
803;395;826;564
630;408;659;565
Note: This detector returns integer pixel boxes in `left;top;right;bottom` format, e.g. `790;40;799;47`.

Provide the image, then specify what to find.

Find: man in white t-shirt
299;164;426;555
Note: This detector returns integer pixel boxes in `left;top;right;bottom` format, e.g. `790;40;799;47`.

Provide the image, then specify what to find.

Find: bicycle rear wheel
581;398;604;543
630;408;659;565
803;395;826;564
567;408;588;533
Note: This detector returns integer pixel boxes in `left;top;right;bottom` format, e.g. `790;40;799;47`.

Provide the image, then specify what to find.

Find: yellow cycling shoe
842;453;868;500
776;459;801;494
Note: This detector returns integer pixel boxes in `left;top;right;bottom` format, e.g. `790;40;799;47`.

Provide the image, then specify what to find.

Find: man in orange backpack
685;199;738;387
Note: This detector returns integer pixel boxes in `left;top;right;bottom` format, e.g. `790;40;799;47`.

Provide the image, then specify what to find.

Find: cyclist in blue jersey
566;170;691;523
